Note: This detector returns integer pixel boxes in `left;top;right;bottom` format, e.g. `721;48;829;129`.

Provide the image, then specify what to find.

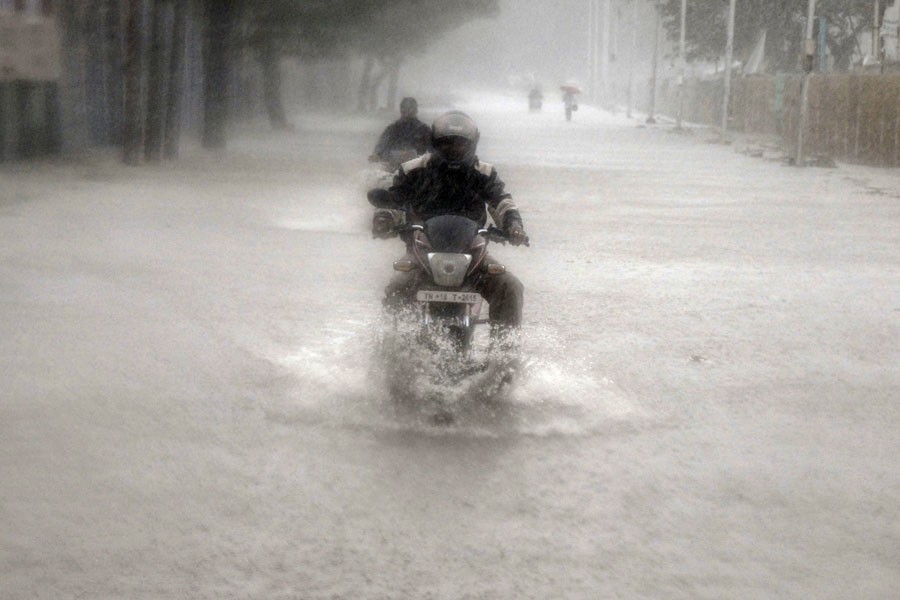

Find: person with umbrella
561;82;581;121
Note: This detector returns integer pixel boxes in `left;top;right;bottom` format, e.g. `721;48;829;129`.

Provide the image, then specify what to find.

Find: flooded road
2;97;899;598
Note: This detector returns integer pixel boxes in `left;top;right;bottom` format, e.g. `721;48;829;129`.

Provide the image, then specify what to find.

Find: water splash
263;318;647;438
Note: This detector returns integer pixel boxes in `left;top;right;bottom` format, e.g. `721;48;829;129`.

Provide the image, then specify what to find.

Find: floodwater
2;95;899;599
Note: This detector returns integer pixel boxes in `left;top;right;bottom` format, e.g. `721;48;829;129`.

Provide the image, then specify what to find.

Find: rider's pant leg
474;269;524;328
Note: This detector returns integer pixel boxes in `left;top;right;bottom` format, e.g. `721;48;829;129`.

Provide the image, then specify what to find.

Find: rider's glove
506;222;528;246
372;210;396;239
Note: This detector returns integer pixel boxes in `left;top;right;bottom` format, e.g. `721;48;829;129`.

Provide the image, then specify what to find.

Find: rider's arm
389;164;411;205
372;124;395;159
483;167;527;245
415;122;432;155
479;164;523;230
367;165;415;239
388;153;431;210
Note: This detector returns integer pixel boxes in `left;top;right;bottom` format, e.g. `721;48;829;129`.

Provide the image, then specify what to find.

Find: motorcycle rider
563;89;578;121
368;97;432;165
528;86;543;112
374;110;528;336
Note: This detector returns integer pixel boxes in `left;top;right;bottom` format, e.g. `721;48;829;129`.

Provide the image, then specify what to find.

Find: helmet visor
434;136;474;163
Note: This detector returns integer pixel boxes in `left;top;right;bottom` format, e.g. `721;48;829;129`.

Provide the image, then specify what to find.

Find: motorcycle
367;189;528;411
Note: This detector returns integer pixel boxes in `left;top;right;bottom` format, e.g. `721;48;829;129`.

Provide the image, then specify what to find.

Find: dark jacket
390;152;523;230
373;117;431;159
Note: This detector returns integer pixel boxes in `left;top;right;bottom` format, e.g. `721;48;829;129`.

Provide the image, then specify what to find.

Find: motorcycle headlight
427;253;472;287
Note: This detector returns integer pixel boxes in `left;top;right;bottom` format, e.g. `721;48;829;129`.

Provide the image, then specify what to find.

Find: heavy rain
2;1;899;598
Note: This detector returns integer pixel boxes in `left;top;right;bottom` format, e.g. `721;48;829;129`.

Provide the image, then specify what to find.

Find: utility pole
647;2;660;124
796;0;817;165
627;0;638;118
818;16;828;72
676;0;687;129
589;0;605;105
721;0;736;132
600;0;611;108
589;0;597;104
123;0;145;165
874;0;882;67
589;0;611;107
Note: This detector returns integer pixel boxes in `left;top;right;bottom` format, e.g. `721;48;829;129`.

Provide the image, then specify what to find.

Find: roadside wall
661;73;900;167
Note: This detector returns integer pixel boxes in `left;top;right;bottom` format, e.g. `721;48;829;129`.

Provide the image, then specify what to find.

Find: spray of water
263;312;648;438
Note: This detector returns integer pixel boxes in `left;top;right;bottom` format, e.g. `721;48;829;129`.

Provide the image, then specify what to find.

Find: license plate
416;290;480;304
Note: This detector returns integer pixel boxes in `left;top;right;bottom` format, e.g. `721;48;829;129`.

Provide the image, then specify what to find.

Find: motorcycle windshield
423;215;479;253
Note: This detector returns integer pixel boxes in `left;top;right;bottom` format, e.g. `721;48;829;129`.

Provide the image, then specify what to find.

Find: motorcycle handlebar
389;224;530;247
481;226;530;247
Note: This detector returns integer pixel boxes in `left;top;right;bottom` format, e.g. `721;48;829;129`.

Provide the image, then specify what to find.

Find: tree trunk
202;0;237;149
86;0;110;144
358;56;374;112
258;38;289;130
368;64;388;112
145;0;168;161
122;0;144;164
182;1;205;135
39;0;61;154
385;56;402;112
104;0;124;144
163;0;187;158
59;0;90;154
828;21;868;71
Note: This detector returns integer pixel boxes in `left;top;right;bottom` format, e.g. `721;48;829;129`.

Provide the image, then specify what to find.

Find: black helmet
431;110;479;168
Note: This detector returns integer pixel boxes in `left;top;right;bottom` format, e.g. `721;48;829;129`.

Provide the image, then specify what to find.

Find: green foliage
658;0;875;72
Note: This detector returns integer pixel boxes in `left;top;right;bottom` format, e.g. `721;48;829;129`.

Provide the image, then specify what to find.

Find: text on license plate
416;290;480;304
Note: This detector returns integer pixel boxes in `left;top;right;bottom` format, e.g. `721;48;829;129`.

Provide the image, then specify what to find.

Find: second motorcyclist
369;97;432;168
374;110;528;337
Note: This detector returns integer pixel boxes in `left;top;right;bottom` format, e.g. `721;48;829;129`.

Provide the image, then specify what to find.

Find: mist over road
2;96;899;599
